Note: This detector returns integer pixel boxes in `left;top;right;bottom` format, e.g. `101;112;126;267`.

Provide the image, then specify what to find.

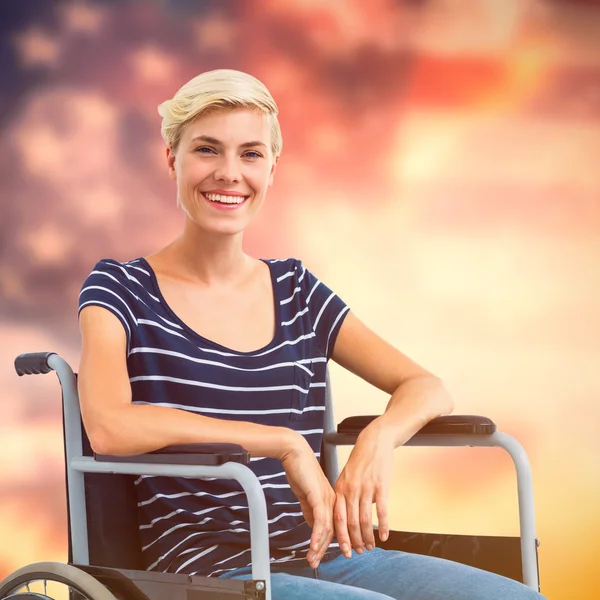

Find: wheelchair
0;352;541;600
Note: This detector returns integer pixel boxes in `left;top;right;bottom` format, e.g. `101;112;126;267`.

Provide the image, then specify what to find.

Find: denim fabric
219;547;546;600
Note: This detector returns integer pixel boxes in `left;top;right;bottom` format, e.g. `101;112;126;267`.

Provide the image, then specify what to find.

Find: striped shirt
78;257;350;577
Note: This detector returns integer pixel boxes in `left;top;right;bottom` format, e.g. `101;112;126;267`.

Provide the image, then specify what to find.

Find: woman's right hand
280;436;337;568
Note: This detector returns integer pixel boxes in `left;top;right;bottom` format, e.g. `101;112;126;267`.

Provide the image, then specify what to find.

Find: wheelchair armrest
337;415;497;436
94;443;250;465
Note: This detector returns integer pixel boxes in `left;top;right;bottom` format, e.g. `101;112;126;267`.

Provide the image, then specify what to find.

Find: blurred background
0;1;599;598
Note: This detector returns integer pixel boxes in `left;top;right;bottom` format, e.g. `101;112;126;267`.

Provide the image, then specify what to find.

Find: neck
164;218;251;286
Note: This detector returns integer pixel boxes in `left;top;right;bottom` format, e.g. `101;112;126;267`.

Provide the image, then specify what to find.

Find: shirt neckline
135;256;282;356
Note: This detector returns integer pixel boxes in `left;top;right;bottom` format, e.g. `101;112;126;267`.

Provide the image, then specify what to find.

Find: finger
333;492;352;558
375;488;390;543
359;492;375;550
314;525;334;566
345;487;364;553
307;505;330;567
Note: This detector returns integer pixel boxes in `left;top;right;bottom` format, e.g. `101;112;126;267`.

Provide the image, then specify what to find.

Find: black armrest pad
337;415;497;436
94;443;250;465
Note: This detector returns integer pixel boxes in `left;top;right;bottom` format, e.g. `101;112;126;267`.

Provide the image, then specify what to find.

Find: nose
214;154;242;184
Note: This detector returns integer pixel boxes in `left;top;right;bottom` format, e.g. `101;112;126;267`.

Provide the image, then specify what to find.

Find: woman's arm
79;305;304;458
330;311;454;556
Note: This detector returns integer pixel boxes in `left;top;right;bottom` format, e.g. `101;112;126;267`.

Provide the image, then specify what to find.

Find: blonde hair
158;69;282;156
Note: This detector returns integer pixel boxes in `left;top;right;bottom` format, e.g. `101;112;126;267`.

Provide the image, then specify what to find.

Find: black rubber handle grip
95;442;250;465
338;415;497;436
14;352;56;376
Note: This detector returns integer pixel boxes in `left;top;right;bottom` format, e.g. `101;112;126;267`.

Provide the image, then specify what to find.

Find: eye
243;150;263;159
195;146;216;154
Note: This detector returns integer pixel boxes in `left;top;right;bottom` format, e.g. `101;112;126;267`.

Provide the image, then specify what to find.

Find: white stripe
80;285;138;325
298;266;306;283
258;470;286;481
280;286;301;305
134;474;154;485
298;356;327;364
279;538;311;551
261;483;291;489
193;332;317;359
129;347;314;377
129;375;310;394
268;511;303;523
124;262;151;277
132;400;323;417
306;280;320;304
270;553;302;564
174;544;218;574
212;547;250;566
276;270;295;282
325;306;351;357
206;549;311;577
313;292;335;332
269;527;295;538
137;319;188;338
296;428;324;435
138;488;244;508
281;307;308;326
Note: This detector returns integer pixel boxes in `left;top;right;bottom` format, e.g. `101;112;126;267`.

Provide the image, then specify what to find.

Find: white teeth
204;193;246;204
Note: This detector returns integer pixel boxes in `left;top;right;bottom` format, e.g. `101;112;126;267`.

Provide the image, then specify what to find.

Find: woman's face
167;108;278;236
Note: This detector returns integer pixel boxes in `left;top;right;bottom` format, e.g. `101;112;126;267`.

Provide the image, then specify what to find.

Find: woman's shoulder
81;256;153;293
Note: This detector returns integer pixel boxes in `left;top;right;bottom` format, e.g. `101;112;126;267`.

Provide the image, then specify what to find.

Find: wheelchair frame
2;351;541;600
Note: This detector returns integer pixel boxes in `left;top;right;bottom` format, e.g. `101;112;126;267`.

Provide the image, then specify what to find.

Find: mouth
202;192;249;209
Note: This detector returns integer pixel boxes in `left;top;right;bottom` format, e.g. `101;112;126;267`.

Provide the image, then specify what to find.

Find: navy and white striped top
78;257;350;577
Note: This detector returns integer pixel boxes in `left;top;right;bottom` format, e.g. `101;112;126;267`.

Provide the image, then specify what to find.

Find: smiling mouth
202;192;249;205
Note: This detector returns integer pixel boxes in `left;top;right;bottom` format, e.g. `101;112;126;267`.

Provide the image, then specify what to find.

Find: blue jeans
219;548;546;599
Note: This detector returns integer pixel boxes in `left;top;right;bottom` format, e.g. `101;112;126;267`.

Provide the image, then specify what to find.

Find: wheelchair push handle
14;352;57;376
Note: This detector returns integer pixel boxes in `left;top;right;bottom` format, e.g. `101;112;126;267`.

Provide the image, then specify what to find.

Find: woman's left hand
333;419;395;557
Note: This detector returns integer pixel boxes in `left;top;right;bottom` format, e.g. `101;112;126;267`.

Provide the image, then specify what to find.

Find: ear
268;154;280;187
166;147;176;180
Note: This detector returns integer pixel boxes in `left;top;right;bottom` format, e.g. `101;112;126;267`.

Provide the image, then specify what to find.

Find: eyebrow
189;135;267;149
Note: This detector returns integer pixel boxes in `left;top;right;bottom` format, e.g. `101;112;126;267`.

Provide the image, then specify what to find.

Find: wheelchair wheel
0;563;117;600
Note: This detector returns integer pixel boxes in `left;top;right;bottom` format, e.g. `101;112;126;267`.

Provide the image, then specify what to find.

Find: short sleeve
298;261;350;360
78;259;137;350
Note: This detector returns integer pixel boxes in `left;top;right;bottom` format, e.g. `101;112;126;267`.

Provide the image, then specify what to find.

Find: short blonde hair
158;69;282;156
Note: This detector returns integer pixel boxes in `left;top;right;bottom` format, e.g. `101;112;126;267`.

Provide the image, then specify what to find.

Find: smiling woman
75;69;544;600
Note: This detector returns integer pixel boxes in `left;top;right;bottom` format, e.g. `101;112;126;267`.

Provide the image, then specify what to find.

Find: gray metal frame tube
47;354;90;566
321;370;340;486
71;456;272;600
324;430;539;591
